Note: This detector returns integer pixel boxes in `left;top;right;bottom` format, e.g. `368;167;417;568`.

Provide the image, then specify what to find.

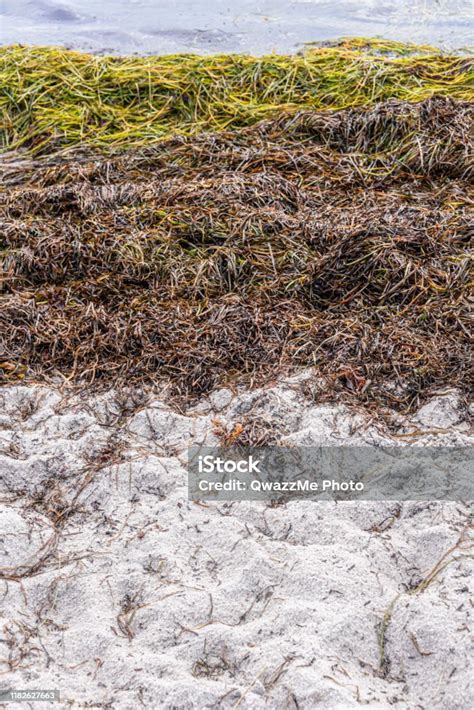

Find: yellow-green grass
1;38;472;154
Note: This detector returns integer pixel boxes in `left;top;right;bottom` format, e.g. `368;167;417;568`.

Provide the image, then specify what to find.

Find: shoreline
2;1;473;56
1;35;472;708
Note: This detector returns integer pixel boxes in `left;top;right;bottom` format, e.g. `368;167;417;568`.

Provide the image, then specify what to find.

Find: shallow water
0;0;472;54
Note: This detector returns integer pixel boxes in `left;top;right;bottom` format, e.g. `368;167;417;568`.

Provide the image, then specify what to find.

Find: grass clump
1;96;472;410
0;39;472;154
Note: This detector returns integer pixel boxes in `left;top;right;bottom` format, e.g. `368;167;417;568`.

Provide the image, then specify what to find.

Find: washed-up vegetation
0;39;473;154
1;95;472;410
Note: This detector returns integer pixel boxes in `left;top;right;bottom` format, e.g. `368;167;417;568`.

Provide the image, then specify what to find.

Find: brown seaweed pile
1;96;472;411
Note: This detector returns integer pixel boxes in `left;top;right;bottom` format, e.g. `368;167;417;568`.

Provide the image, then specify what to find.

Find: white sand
0;376;472;709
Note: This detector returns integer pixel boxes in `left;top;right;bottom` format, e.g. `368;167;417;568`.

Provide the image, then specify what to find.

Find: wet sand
1;0;473;55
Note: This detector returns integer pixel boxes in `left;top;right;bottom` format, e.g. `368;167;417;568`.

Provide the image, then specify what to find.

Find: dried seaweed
1;96;472;412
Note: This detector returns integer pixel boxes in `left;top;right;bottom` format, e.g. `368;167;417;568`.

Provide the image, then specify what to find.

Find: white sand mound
0;376;472;709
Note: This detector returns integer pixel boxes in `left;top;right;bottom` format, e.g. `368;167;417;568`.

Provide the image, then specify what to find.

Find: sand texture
0;376;472;709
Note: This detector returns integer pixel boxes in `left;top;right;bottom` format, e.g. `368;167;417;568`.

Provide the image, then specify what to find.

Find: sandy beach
0;20;473;707
0;378;473;708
